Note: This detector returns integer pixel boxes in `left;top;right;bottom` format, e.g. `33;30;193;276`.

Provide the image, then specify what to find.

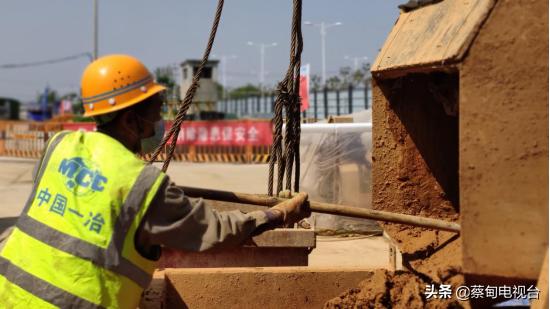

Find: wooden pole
180;186;461;233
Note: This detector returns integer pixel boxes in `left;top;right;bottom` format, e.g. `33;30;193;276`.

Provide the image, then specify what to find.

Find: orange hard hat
80;54;166;117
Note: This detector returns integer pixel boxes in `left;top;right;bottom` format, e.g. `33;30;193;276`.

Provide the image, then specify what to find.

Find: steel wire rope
149;0;225;171
268;0;303;196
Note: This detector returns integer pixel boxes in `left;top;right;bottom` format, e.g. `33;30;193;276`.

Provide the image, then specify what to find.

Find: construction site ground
0;157;392;269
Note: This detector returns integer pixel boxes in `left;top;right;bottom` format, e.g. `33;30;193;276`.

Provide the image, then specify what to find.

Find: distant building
180;59;220;114
0;97;20;120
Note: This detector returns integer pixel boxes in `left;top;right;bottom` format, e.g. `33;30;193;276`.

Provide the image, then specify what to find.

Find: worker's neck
97;126;139;154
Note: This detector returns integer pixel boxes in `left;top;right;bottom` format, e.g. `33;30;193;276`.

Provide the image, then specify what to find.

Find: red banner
63;122;96;131
299;64;310;112
63;120;273;146
166;120;273;146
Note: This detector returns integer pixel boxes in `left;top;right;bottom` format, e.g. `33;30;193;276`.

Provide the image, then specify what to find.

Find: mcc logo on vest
58;157;108;196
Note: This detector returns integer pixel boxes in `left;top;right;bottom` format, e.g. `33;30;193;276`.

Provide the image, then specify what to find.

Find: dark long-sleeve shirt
134;175;276;260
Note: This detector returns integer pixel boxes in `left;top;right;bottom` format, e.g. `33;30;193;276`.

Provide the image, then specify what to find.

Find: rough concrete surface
459;0;548;281
159;247;310;268
372;0;495;75
310;235;396;269
158;228;314;267
164;267;377;309
329;1;547;308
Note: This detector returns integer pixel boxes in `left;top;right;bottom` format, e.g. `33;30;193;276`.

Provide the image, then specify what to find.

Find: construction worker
0;54;309;308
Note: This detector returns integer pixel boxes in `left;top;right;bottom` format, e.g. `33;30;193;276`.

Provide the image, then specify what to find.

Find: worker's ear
118;109;140;138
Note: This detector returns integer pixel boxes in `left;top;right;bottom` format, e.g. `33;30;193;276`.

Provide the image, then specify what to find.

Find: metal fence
216;85;372;120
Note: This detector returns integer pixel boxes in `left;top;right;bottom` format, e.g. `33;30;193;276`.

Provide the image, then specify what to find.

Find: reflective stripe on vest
0;256;101;309
0;131;165;308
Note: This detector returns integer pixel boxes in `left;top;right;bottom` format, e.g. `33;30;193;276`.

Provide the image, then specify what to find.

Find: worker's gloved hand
269;191;310;227
277;190;295;199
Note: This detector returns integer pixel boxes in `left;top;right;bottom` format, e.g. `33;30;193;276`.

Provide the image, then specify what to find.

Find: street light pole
93;0;98;60
247;41;277;93
260;45;265;87
304;21;342;86
320;23;326;86
214;54;237;100
344;56;369;71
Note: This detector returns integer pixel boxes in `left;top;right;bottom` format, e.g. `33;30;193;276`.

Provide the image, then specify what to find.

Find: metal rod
180;186;461;233
323;86;328;119
313;90;318;121
93;0;98;60
348;84;353;114
336;89;340;116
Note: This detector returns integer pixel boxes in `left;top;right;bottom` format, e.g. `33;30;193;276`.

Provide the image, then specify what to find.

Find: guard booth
180;59;221;119
370;0;547;306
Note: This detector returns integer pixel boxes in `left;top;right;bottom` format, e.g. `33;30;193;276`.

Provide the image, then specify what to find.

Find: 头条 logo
58;157;108;196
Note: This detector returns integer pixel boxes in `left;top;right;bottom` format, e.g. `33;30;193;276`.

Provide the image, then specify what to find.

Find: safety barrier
140;145;271;164
0;120;272;164
0;121;63;158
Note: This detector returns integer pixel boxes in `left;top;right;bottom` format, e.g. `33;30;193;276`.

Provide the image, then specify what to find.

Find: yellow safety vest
0;130;166;309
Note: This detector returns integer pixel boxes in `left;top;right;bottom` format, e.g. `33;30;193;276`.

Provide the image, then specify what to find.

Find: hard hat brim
83;83;166;118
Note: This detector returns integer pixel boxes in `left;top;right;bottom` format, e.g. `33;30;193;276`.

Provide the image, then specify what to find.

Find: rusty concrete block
460;0;548;281
164;267;375;309
158;228;315;268
159;247;310;268
247;228;315;248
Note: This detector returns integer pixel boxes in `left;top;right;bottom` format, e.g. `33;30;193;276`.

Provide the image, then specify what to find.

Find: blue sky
0;0;403;101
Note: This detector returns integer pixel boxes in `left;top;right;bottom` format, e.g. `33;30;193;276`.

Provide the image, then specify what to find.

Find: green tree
229;84;261;99
325;76;342;90
310;74;322;91
154;66;179;120
154;66;179;102
154;66;176;90
354;62;371;88
338;67;353;89
323;62;372;89
215;82;225;99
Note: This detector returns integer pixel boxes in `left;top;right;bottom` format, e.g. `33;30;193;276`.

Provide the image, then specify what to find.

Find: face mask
140;119;165;154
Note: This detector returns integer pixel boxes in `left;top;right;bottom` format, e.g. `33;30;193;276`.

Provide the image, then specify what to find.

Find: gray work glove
269;191;310;227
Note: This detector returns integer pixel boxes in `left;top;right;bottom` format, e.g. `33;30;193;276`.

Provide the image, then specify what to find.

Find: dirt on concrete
325;231;465;309
368;70;464;300
371;72;459;220
325;14;467;308
369;70;462;275
325;268;464;309
325;270;426;308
